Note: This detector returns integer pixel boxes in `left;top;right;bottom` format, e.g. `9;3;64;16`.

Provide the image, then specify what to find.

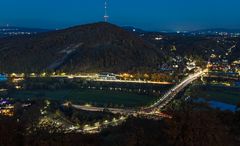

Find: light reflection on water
0;74;7;82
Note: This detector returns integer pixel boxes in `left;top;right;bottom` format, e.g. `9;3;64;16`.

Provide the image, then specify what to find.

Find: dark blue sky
0;0;240;31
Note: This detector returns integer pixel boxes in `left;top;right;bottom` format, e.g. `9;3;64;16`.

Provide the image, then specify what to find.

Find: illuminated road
6;69;207;134
144;69;207;111
12;69;205;116
49;75;173;85
93;79;172;85
63;103;136;115
63;69;206;116
8;73;173;85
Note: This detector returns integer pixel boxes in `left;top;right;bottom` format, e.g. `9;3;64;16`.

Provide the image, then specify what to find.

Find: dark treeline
1;102;240;146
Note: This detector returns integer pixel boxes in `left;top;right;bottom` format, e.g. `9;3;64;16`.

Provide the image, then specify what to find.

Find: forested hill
0;22;164;73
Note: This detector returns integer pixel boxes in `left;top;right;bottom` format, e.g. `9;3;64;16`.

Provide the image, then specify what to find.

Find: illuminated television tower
104;0;109;22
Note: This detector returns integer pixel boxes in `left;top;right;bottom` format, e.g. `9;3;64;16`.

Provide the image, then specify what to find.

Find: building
98;72;117;80
186;61;196;71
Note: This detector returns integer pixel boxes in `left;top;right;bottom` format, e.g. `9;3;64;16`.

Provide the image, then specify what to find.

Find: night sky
0;0;240;31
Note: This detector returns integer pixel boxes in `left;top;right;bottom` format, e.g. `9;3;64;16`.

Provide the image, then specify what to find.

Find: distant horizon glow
0;0;240;31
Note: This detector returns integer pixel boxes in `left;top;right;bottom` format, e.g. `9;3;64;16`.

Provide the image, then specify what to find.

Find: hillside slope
0;22;164;73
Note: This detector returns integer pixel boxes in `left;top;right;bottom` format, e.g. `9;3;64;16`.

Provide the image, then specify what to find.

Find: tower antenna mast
104;0;109;22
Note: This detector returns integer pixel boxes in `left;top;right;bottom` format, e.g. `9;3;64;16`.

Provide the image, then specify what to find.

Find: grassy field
188;85;240;105
9;89;156;107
